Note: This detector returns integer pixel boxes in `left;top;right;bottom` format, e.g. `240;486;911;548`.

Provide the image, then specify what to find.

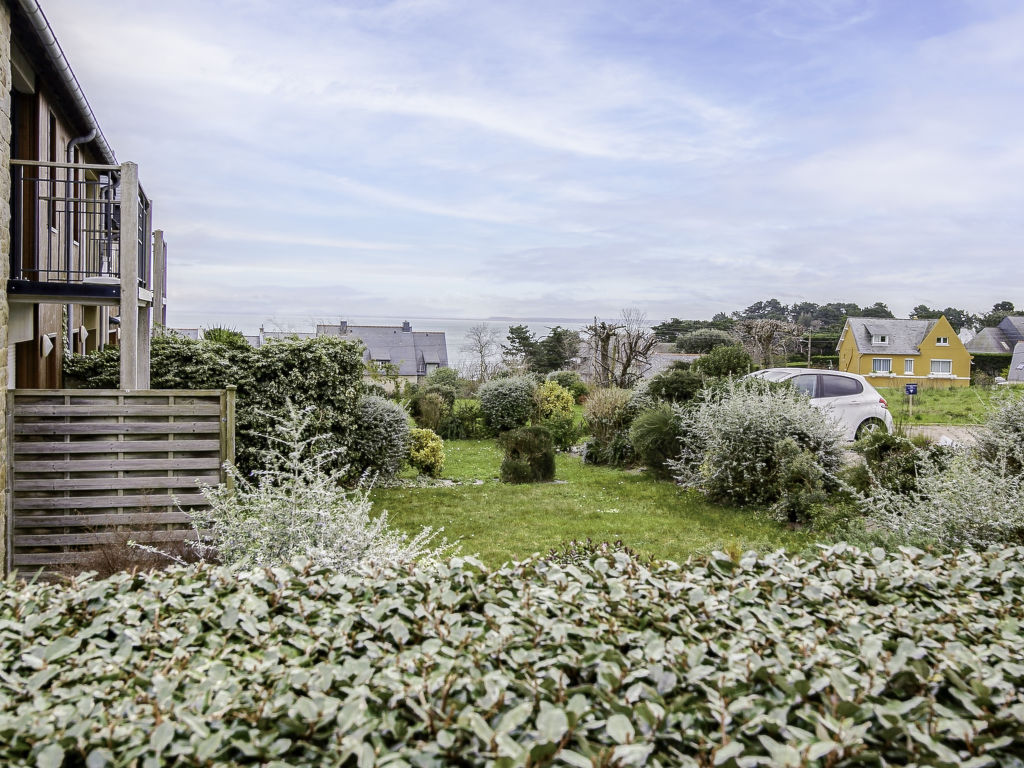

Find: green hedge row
3;545;1024;766
972;353;1013;377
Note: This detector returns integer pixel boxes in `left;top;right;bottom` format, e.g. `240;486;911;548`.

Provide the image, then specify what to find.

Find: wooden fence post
224;385;237;490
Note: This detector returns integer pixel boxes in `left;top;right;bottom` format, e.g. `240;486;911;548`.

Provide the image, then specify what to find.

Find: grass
374;439;809;567
877;386;996;425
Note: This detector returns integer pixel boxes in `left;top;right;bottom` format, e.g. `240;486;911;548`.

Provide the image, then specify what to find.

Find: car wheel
856;418;888;440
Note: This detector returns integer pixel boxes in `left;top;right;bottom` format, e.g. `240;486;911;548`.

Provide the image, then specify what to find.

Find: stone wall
1;1;12;574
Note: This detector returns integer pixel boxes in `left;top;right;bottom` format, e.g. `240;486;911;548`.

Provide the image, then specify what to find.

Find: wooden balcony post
119;162;139;390
152;229;166;328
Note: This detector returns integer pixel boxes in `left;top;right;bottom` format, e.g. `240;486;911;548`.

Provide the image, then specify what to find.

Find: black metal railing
9;160;151;289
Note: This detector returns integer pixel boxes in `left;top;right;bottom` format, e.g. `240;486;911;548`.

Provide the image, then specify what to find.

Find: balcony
7;159;152;306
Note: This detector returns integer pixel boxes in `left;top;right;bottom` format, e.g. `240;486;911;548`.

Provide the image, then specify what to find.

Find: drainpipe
63;130;97;357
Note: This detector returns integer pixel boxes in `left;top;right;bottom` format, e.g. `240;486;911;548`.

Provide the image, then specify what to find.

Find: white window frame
930;359;953;376
872;358;892;374
871;334;889;345
904;359;914;375
936;336;949;346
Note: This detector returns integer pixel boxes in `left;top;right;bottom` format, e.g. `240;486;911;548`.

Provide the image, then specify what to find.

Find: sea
169;312;592;371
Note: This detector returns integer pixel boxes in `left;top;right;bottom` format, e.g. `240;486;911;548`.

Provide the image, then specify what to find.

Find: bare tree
461;322;503;382
585;308;658;387
736;319;801;367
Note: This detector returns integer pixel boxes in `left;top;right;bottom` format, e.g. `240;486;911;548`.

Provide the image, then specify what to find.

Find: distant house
258;320;448;385
643;343;701;379
965;316;1024;355
836;316;972;388
1010;342;1024;384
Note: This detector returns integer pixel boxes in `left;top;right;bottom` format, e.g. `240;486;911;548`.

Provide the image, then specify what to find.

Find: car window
820;375;863;398
791;374;818;397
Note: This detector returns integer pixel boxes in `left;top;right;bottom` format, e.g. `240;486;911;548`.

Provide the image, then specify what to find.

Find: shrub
409;428;445;477
691;345;752;378
867;448;1024;548
192;405;447;571
419;382;457;409
582;387;634;465
500;425;555;483
540;412;583;451
850;430;951;495
535;380;575;421
478;376;536;432
545;370;588;401
675;328;736;353
414;391;449;432
974;391;1024;474
438;399;488;440
424;366;460;390
628;404;684;479
201;327;251;349
6;547;1024;766
647;367;703;404
350;395;410;480
669;379;844;522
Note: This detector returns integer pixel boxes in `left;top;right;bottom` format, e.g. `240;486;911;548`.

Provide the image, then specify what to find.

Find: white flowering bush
191;404;449;571
867;449;1024;548
350;394;411;480
864;392;1024;548
669;379;844;520
974;390;1024;474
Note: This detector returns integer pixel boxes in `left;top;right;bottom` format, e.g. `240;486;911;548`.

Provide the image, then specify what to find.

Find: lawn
373;439;810;567
877;385;996;425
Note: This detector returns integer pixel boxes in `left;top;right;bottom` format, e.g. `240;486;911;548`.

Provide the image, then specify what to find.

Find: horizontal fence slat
15;530;199;548
15;405;221;417
12;388;227;397
14;440;221;454
13;511;194;528
15;475;220;491
15;422;221;435
15;494;209;511
15;458;222;473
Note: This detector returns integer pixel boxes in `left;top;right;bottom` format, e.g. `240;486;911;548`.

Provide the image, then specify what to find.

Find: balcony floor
6;278;121;306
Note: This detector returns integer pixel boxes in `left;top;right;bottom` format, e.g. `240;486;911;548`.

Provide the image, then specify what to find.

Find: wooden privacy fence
6;388;235;574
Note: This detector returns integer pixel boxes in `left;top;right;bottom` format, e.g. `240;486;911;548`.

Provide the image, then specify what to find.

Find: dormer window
936;336;949;346
872;334;889;345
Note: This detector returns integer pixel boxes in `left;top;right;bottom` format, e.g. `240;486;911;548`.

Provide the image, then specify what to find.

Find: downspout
64;130;97;357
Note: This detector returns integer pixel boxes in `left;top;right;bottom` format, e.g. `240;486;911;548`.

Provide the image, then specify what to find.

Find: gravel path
905;425;981;445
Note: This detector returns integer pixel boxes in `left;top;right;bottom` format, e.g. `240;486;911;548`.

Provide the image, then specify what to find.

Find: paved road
905;425;981;445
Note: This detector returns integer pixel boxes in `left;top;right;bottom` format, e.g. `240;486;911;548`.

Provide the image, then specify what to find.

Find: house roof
842;317;937;355
1000;316;1024;345
1010;342;1024;383
965;327;1013;354
289;322;449;377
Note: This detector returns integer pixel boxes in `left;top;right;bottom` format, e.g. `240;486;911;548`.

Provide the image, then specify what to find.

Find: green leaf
537;707;569;744
150;721;175;753
714;741;744;765
38;744;64;768
606;714;634;745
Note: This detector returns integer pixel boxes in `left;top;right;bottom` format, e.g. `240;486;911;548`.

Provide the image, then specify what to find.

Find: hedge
2;545;1024;766
972;353;1014;377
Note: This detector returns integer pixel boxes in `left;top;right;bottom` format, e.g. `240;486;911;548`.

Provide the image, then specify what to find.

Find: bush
545;370;588;401
478;376;536;432
535;380;575;419
849;430;951;495
628;404;684;479
350;395;410;480
974;391;1024;474
437;399;488;440
192;405;446;570
414;391;449;433
500;425;556;483
647;367;703;404
424;366;460;390
409;428;445;477
68;333;364;478
669;379;844;522
6;547;1024;766
675;328;736;353
582;387;634;465
691;345;752;378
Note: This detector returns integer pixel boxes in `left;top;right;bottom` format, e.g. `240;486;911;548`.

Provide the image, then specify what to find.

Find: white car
746;368;894;441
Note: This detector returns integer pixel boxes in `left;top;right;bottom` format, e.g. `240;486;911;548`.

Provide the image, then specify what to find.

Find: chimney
402;321;412;333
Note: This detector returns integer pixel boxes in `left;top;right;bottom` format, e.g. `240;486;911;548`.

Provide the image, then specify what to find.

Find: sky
41;0;1024;332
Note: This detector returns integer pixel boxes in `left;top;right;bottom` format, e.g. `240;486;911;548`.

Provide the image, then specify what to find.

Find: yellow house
837;316;972;388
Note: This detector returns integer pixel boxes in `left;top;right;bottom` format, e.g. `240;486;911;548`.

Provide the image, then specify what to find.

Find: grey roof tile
966;327;1013;354
843;317;936;355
